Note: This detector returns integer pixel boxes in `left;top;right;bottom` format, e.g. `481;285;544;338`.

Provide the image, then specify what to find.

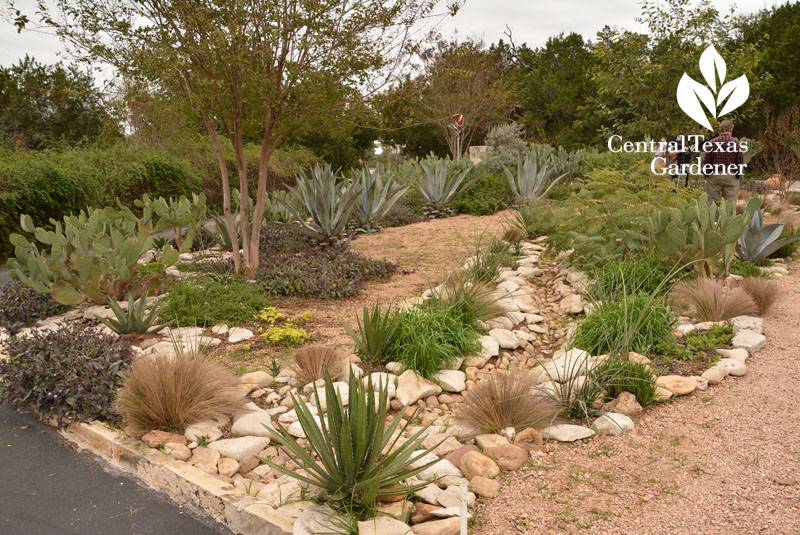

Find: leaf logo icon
676;45;750;131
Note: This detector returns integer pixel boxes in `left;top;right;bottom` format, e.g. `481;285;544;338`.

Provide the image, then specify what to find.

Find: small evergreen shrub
571;294;676;356
0;280;66;333
452;168;511;216
684;325;734;353
160;276;270;326
0;324;132;426
729;259;766;278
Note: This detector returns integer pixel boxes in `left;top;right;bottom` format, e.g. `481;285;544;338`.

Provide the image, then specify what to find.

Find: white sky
0;0;789;68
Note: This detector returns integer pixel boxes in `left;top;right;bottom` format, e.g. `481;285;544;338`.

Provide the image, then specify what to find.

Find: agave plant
503;148;567;203
351;165;407;231
416;156;474;214
737;209;800;263
281;164;360;244
262;372;439;518
99;293;163;335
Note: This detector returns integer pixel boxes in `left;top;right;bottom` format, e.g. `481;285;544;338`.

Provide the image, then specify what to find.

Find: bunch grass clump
669;278;758;322
572;294;676;356
117;350;246;437
738;277;779;315
455;372;555;434
430;273;503;325
593;356;656;407
263;372;438;519
464;237;517;284
292;345;346;385
588;252;678;302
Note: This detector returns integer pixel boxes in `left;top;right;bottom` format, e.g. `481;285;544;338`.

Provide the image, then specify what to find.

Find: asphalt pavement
0;404;230;535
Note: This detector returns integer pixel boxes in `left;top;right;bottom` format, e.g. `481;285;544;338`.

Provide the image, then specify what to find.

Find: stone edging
60;421;291;534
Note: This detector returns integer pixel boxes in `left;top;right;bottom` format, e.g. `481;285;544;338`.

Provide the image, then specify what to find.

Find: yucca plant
262;372;439;518
282;164;361;244
99;293;163;335
503;148;567;203
351;165;407;231
344;304;401;364
737;209;800;263
416;155;474;214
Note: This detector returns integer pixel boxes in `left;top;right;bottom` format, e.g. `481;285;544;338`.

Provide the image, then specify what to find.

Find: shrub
571;294;676;356
261;325;310;346
593;357;656;407
0;324;132;426
669;278;758;321
292;345;347;386
738;277;780;315
515;202;558;238
684;325;734;353
159;276;270;326
345;304;402;365
387;303;480;378
258;249;396;299
452;167;511;216
455;371;555;434
729;259;766;278
482;123;528;171
378;196;424;228
588;252;678;302
263;372;436;519
0;279;66;333
99;293;163;335
117;350;245;437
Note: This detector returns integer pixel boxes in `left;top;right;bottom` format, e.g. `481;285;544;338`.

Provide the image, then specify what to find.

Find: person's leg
705;176;722;202
723;175;740;205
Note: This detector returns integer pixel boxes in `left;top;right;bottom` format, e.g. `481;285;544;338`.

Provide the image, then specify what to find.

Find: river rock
396;371;442;406
732;330;767;353
542;424;595;442
458;451;499;479
228;327;254;343
655;375;697;396
357;516;412;535
208;436;268;461
591;412;635;436
488;328;520;350
729;315;763;334
435;370;466;393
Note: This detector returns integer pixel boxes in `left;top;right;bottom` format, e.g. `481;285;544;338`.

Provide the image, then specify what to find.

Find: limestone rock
231;408;273;437
396;371;442;407
605;391;643;417
294;506;343;535
484;444;528;471
411;518;460;535
228;327;255;344
357;516;412;535
141;430;185;448
239;371;273;386
715;347;749;361
591;413;635;436
414;483;443;505
469;476;499;498
411;451;462;482
513;428;543;451
189;447;221;474
436;485;475;508
559;294;584;314
458;451;500;479
479;335;500;358
729;315;763;334
218;457;240;477
542;424;595;442
732;330;767;353
208;436;268;461
475;434;509;449
313;381;350;411
701;366;728;385
655;375;697;396
435;370;466;393
654;386;673;402
716;358;747;377
488;328;520;350
185;420;224;445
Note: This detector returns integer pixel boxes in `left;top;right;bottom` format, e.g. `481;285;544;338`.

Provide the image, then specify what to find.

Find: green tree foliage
0;56;118;148
506;33;596;148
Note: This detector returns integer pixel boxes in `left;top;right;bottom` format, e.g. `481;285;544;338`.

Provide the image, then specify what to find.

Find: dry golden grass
455;371;557;435
738;277;780;315
669;278;758;321
292;345;347;386
434;272;505;322
117;352;246;437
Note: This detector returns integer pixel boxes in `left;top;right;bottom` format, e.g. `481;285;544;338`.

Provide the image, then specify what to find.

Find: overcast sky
0;0;789;68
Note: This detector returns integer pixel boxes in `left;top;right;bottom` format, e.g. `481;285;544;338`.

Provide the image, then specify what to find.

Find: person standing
702;120;744;204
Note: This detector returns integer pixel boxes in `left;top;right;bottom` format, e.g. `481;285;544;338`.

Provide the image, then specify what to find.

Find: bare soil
474;261;800;534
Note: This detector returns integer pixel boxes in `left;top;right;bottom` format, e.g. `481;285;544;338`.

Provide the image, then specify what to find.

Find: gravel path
475;263;800;534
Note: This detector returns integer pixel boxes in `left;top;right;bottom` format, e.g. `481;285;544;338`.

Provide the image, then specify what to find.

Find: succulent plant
281;164;360;244
8;207;178;305
416;155;474;211
649;195;756;277
264;190;292;223
99;293;163;335
503;148;567;203
351;164;407;231
135;193;207;250
737;208;800;263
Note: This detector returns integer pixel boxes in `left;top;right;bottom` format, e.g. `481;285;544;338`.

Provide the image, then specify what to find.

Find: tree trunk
247;110;279;278
231;124;251;272
202;114;241;273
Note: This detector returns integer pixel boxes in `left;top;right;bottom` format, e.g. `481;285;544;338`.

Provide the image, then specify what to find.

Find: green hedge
0;142;317;260
453;166;512;216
